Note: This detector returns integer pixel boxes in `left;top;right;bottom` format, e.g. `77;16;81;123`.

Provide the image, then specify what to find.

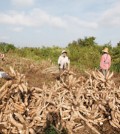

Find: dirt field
0;56;120;134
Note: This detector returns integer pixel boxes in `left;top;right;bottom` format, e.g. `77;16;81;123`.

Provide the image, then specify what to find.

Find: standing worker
58;50;70;76
100;47;111;77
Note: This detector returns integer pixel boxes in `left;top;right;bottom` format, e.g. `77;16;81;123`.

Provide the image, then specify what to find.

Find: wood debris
0;67;120;134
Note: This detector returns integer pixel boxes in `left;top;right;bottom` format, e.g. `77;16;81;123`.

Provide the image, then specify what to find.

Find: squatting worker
58;50;70;73
0;53;13;80
100;47;111;77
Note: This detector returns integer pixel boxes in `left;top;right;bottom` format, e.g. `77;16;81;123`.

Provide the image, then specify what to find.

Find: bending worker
58;50;70;74
100;47;111;77
0;53;13;80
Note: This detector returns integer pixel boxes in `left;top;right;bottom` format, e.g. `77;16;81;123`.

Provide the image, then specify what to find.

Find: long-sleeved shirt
0;71;13;80
58;55;70;69
100;53;111;70
0;71;7;78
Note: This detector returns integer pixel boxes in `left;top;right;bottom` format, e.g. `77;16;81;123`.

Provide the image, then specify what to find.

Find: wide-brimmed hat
102;47;109;53
61;50;67;54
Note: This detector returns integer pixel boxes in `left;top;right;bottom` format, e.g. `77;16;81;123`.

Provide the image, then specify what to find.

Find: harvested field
0;56;120;134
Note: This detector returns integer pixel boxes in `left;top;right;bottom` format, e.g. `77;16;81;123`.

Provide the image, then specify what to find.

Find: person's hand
0;54;5;61
0;53;4;59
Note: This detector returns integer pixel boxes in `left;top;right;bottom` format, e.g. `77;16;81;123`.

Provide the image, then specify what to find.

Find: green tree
0;42;16;53
77;36;96;47
111;46;120;72
117;41;120;47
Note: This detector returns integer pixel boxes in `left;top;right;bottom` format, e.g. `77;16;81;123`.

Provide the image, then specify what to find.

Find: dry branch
0;67;119;134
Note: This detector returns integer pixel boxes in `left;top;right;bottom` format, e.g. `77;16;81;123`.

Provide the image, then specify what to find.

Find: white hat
61;50;67;54
102;47;109;53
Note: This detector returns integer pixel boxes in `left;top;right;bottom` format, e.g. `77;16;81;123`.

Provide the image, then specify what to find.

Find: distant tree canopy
117;41;120;47
68;36;96;47
0;38;120;72
0;42;16;53
67;37;120;72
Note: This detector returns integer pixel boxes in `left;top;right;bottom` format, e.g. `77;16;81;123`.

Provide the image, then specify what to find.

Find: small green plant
44;125;58;134
44;124;68;134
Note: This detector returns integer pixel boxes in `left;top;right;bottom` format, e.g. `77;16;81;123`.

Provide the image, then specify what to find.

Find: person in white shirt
58;50;70;72
0;71;13;80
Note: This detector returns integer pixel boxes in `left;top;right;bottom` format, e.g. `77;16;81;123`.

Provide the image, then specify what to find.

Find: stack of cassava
0;67;119;134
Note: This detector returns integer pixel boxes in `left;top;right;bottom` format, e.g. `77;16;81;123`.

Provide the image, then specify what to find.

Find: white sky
0;0;120;47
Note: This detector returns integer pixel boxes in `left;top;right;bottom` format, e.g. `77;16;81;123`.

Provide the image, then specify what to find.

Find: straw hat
61;50;67;54
102;47;109;53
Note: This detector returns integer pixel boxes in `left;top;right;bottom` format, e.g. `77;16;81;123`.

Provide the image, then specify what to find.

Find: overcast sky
0;0;120;47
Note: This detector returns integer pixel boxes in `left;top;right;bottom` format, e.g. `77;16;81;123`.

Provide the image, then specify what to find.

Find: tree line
0;36;120;72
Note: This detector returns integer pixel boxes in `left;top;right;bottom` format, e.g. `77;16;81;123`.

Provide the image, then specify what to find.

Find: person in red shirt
100;47;111;77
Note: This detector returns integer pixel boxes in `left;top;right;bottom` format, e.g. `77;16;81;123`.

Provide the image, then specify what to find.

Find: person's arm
100;55;105;69
0;53;5;60
58;56;61;67
108;55;111;69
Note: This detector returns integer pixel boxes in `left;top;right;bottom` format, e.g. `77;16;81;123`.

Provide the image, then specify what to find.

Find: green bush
1;38;120;73
111;46;120;72
0;43;16;53
68;44;100;71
